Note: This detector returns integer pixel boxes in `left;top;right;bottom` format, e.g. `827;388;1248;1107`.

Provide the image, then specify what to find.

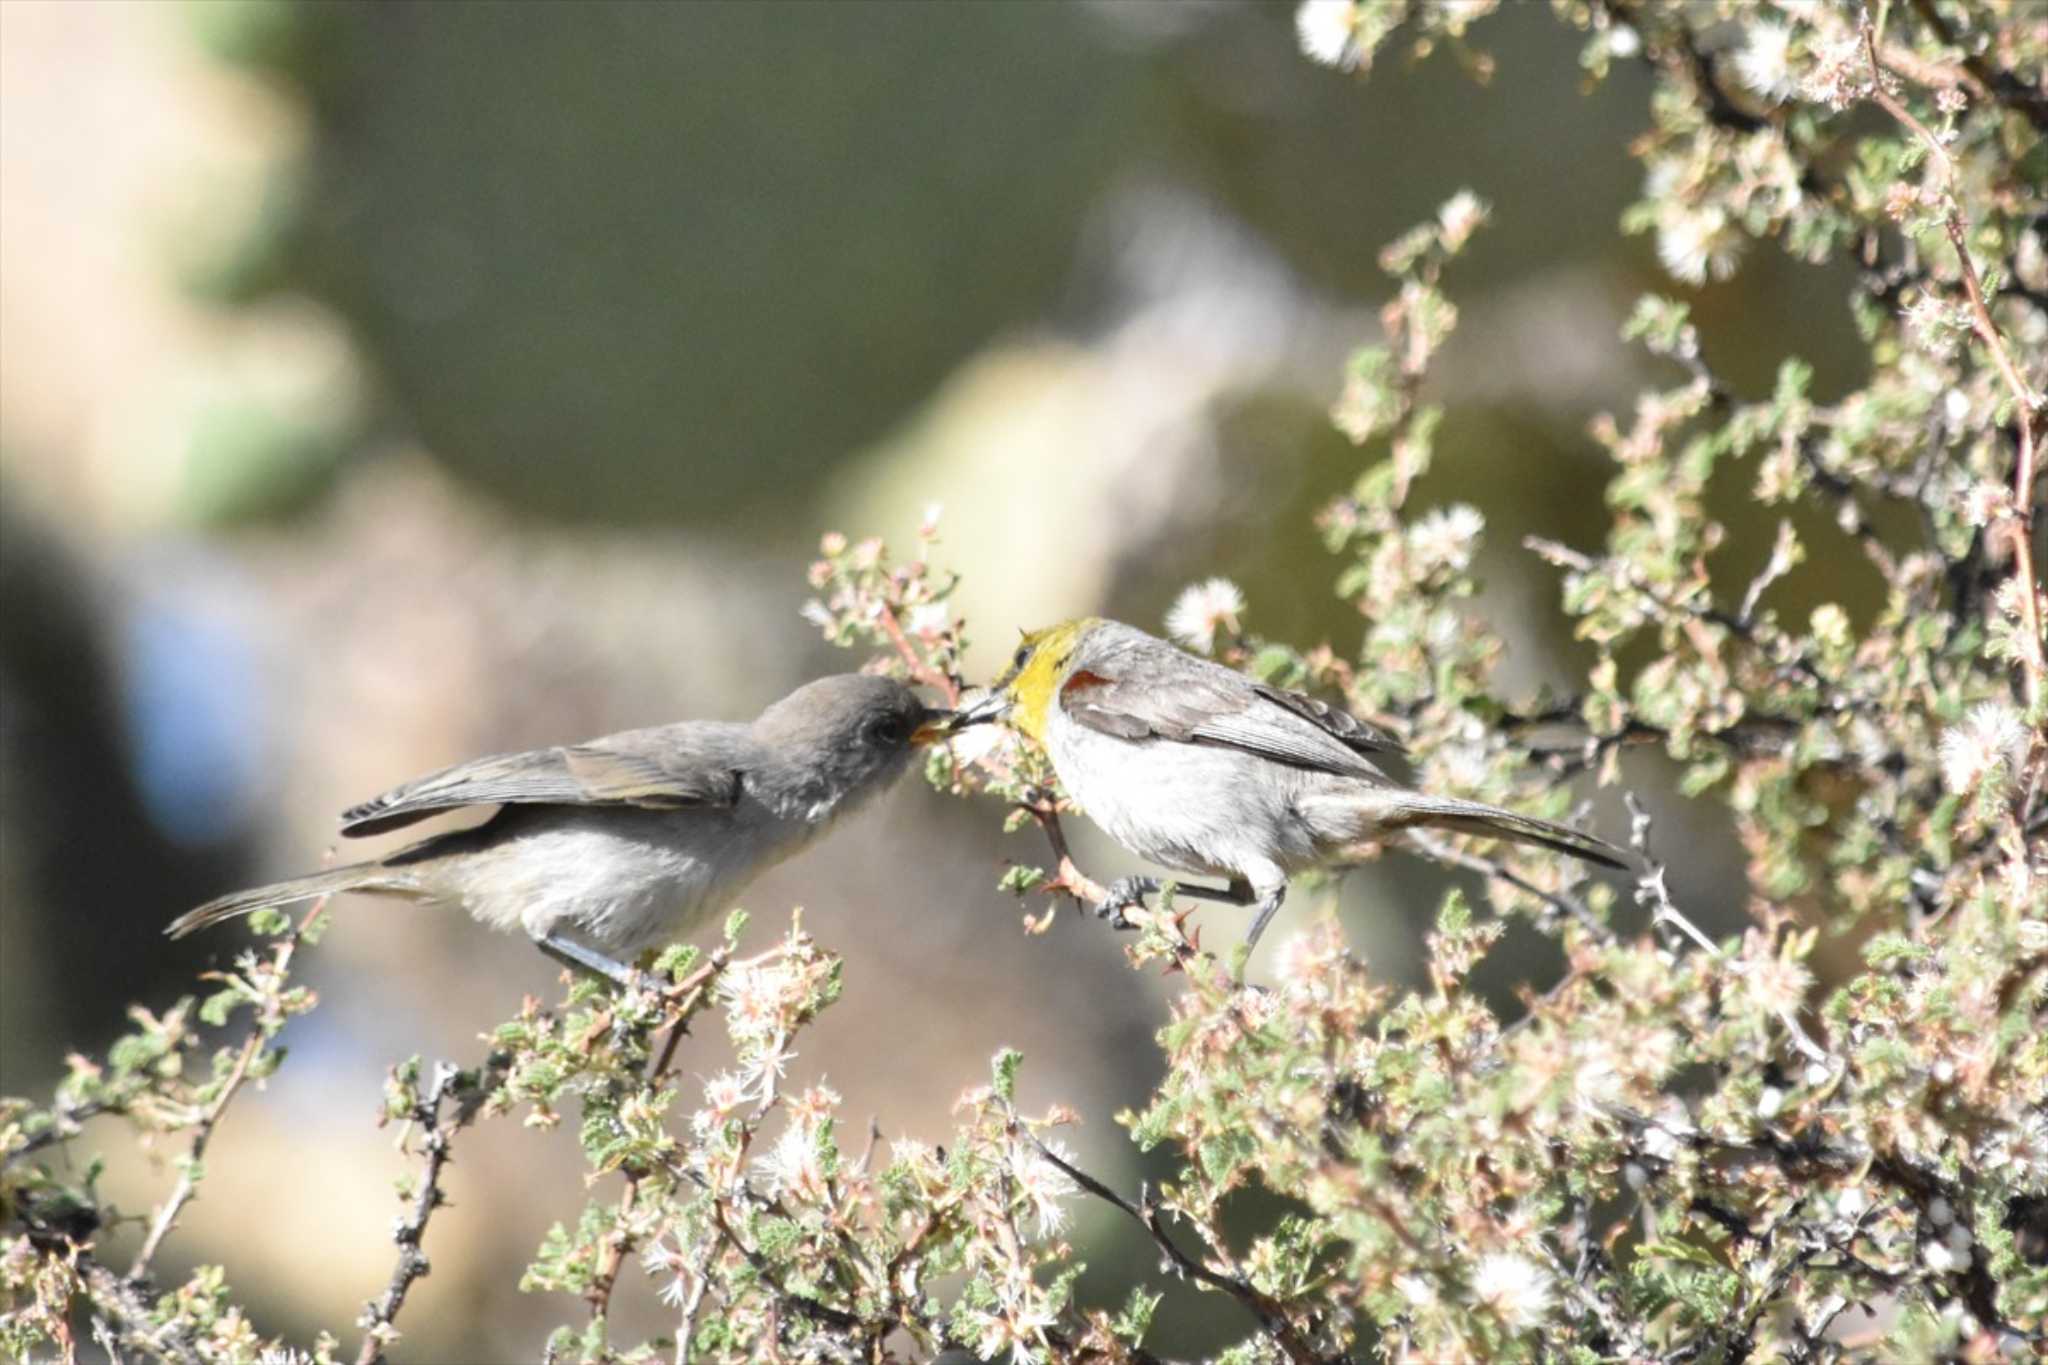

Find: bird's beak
911;708;956;747
945;690;1012;732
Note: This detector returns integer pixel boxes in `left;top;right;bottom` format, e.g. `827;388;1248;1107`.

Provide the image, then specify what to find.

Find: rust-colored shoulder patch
1060;669;1116;698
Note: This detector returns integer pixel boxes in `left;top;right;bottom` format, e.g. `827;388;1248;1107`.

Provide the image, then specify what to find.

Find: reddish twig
873;601;960;705
1864;19;2045;721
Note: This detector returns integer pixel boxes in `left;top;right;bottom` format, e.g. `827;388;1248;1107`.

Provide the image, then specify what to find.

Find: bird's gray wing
1246;684;1407;758
339;724;747;837
1058;646;1398;780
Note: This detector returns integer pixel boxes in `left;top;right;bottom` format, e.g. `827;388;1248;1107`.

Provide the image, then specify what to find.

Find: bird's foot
1093;876;1160;932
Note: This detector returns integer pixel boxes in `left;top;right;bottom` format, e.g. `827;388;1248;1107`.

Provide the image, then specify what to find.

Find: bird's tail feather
1379;793;1629;871
166;865;391;939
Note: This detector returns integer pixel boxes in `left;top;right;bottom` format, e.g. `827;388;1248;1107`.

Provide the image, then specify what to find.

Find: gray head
748;674;949;821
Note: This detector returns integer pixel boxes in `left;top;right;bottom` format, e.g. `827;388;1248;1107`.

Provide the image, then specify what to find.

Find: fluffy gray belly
417;804;814;953
1045;711;1323;893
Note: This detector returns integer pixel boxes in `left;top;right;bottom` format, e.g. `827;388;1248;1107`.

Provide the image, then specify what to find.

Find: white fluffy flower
1656;203;1745;284
1408;504;1484;575
1802;31;1868;110
1938;701;2029;794
641;1232;693;1307
1011;1139;1080;1238
754;1121;829;1202
906;600;951;637
1471;1252;1555;1331
1437;190;1489;250
1295;0;1357;67
1395;1272;1438;1307
1736;23;1797;102
1164;577;1245;654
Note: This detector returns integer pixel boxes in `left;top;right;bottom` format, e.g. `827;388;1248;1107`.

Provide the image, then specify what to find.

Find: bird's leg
1095;876;1250;930
1092;876;1154;930
533;931;651;994
1242;886;1288;953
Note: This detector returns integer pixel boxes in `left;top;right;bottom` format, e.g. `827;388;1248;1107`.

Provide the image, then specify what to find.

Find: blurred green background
1;1;1870;1356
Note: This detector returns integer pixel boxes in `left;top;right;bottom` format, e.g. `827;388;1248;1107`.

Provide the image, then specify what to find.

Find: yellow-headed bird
954;619;1624;950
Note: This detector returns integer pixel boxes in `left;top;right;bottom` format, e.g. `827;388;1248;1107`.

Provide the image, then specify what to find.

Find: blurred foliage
7;0;2048;1361
186;0;1140;528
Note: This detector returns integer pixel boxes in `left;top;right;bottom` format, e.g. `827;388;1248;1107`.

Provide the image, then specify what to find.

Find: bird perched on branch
952;618;1624;952
169;674;953;985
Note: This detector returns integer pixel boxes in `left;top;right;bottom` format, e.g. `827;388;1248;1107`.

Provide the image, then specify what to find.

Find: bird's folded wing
1248;684;1406;758
339;726;745;836
1059;659;1396;780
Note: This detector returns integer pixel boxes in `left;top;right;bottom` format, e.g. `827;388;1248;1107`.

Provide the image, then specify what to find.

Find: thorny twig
355;1056;509;1365
1625;793;1834;1070
1012;1119;1326;1365
1017;794;1109;930
1526;535;1847;709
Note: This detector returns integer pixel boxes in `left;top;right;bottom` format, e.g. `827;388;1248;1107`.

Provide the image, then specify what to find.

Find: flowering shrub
6;2;2044;1361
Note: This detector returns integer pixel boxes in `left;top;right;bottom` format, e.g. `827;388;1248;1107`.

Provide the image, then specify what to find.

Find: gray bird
953;617;1625;952
168;674;951;983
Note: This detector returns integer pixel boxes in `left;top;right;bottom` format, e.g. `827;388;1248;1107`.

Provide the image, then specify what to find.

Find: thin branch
1019;796;1108;918
874;600;960;705
1863;16;2046;720
1625;794;1834;1070
78;1252;205;1365
125;917;315;1286
583;956;730;1325
586;1176;643;1324
1014;1124;1326;1365
1408;831;1611;940
1903;0;2048;133
355;1059;496;1365
6;1100;115;1163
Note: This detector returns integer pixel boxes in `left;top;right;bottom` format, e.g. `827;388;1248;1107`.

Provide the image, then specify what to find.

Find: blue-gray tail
166;865;396;939
1394;793;1627;870
1308;789;1627;871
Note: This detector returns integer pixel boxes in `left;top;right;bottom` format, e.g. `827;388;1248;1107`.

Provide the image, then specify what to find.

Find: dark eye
1012;645;1031;670
867;714;912;747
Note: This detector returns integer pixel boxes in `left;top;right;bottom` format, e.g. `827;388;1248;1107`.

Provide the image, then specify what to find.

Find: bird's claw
1093;876;1154;931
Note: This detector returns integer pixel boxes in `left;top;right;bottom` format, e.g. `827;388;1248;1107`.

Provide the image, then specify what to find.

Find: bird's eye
1012;645;1031;670
867;714;912;747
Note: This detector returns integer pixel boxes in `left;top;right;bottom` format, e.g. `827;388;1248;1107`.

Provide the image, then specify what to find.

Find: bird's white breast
445;803;821;954
1043;703;1317;893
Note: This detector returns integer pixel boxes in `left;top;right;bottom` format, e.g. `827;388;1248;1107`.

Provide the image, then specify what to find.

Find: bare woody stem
355;1060;483;1365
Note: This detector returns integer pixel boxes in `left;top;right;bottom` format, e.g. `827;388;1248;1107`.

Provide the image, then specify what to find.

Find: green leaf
991;1048;1023;1104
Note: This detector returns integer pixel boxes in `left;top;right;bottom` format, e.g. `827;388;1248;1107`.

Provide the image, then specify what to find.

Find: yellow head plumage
992;618;1097;743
